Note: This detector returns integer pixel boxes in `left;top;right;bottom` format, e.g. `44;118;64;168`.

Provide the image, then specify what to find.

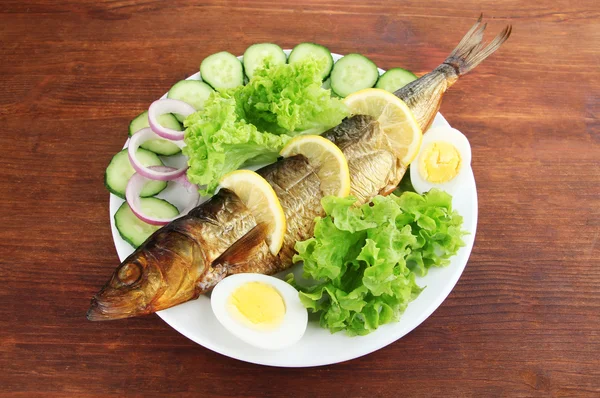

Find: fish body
88;16;511;321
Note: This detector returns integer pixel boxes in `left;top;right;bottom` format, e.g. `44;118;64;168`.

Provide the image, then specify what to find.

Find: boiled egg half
211;273;308;350
410;126;472;195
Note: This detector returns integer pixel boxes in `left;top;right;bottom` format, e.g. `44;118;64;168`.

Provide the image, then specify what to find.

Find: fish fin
211;222;269;269
444;14;512;76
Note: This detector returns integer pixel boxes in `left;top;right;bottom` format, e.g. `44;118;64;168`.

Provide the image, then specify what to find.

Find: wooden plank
0;0;598;396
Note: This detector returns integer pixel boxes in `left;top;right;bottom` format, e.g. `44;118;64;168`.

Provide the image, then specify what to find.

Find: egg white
210;273;308;350
410;127;472;195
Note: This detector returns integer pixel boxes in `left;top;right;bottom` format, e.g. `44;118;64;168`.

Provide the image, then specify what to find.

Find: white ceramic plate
109;52;478;367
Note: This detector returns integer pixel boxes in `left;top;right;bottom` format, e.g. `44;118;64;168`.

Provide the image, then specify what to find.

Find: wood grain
1;0;599;396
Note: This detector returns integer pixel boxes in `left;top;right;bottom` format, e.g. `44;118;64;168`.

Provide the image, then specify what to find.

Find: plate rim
108;51;478;367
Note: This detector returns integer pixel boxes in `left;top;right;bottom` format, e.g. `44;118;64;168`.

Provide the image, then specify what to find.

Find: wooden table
1;1;598;396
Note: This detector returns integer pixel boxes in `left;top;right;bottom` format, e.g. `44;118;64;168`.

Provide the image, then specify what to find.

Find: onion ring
128;128;187;181
148;99;195;140
126;166;200;226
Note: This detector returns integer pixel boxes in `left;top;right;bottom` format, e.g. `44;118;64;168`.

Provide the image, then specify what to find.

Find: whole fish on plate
88;16;511;321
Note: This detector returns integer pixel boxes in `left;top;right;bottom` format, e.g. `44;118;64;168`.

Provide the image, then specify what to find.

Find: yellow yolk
419;141;462;183
227;282;286;330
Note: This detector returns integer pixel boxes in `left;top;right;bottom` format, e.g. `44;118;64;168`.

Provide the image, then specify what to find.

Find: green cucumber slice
200;51;244;91
330;53;379;97
243;43;287;79
105;148;167;199
114;199;179;248
288;43;334;80
128;111;182;156
375;68;418;93
167;80;214;122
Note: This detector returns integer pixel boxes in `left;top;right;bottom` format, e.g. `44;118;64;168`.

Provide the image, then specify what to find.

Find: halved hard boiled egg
211;273;308;350
410;126;472;195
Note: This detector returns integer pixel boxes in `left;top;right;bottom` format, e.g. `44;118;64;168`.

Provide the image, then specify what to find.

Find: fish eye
117;262;142;286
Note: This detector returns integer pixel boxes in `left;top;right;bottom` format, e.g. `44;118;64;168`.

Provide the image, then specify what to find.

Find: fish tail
443;14;512;77
394;15;512;131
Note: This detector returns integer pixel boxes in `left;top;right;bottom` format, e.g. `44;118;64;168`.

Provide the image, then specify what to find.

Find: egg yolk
419;141;462;183
228;282;286;330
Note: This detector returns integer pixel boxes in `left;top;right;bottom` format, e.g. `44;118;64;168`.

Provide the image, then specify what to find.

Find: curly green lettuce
288;189;467;336
183;58;349;194
238;58;349;134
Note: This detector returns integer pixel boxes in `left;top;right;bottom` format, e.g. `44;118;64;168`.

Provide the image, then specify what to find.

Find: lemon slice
219;170;286;255
280;135;350;197
343;88;422;166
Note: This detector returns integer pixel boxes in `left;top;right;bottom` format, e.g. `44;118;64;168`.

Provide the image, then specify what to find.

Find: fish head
87;251;165;321
87;226;206;321
87;214;211;320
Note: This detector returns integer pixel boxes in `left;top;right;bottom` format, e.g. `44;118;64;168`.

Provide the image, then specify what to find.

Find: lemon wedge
279;135;350;197
343;88;422;166
219;170;286;255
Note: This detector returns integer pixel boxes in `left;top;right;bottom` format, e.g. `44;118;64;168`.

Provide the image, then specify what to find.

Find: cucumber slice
288;43;334;80
167;80;214;122
105;148;167;199
243;43;287;80
330;53;379;98
139;139;181;157
375;68;418;93
200;51;244;91
129;111;181;137
322;77;341;98
128;111;182;156
114;199;179;248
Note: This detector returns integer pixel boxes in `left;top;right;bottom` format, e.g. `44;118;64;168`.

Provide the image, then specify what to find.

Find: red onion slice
128;128;187;181
126;166;200;226
148;99;196;140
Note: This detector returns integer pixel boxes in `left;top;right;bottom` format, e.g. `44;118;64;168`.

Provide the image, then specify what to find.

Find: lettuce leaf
183;58;349;194
238;59;349;135
288;189;467;336
183;92;291;194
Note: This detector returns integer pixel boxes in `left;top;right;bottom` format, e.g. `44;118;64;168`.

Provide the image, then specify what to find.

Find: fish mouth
86;288;146;321
87;296;132;321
